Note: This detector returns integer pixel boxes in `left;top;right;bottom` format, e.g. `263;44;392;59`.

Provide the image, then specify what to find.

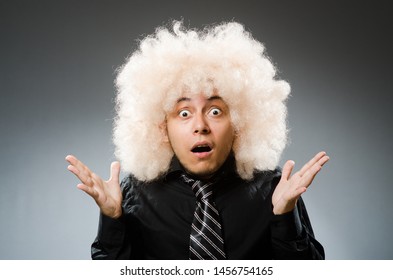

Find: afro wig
113;21;290;181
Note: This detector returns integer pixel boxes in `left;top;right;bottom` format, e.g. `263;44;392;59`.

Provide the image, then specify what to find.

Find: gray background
1;0;392;259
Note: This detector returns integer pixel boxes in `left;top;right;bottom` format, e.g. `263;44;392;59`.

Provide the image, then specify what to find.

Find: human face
165;93;235;179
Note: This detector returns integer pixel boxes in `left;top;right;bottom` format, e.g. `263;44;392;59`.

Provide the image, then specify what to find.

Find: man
66;21;329;259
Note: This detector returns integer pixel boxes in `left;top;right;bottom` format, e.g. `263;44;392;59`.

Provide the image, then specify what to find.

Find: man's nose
193;114;210;134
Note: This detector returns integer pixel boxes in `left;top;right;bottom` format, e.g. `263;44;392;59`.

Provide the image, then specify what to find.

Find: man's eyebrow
176;97;191;103
208;96;223;101
176;96;223;103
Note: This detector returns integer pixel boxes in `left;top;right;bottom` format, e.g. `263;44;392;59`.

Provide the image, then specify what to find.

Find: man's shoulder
244;168;282;198
120;174;151;197
120;174;166;194
251;167;282;183
121;174;142;186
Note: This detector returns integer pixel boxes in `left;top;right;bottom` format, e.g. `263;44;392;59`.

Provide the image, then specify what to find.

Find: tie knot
193;180;215;201
181;175;214;201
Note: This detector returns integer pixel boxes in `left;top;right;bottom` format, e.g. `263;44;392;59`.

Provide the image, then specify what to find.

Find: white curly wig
113;20;290;182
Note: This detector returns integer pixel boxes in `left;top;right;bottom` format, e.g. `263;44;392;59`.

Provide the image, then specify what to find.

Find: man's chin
184;166;217;180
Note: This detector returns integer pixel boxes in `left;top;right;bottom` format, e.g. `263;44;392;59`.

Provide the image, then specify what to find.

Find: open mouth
191;144;212;153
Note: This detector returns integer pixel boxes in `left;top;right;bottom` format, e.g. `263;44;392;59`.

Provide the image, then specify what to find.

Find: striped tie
182;175;226;260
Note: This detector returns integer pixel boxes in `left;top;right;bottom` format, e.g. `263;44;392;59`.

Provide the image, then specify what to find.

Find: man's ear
159;121;169;143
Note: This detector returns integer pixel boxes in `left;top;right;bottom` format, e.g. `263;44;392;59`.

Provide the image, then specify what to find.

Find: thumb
281;160;295;181
109;161;121;183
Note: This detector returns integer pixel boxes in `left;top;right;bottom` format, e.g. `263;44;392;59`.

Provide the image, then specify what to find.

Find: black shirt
91;155;324;259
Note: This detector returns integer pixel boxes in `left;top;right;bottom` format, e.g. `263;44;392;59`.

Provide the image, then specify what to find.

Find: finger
67;164;80;176
293;186;307;198
66;155;94;186
65;154;74;163
77;183;99;200
109;161;121;183
301;155;330;187
68;165;94;187
318;154;330;167
298;151;327;177
66;155;92;172
281;160;295;181
65;154;81;166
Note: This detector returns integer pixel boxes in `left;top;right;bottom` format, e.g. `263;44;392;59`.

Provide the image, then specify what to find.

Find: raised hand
65;155;123;218
272;151;330;215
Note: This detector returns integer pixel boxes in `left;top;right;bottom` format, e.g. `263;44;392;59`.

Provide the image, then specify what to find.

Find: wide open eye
209;108;222;117
178;110;191;118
